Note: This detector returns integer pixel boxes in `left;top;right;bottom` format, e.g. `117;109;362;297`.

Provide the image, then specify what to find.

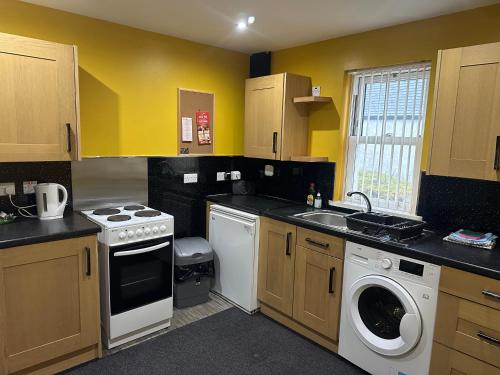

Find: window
343;63;431;215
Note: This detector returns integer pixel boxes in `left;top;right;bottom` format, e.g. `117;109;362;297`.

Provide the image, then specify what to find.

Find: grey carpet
65;307;366;375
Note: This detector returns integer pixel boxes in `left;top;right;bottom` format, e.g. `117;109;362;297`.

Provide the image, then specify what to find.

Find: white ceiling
22;0;500;53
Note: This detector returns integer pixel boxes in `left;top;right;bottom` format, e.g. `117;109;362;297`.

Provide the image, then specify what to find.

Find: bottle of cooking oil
306;182;315;206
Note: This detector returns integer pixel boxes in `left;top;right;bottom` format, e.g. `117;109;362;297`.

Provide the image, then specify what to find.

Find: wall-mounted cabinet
428;42;500;181
244;73;311;160
0;32;80;162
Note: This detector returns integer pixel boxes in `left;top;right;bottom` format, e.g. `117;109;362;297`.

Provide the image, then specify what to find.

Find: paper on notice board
181;117;193;142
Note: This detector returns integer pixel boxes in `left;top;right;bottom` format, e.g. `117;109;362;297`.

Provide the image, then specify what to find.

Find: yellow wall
272;4;500;171
0;0;248;156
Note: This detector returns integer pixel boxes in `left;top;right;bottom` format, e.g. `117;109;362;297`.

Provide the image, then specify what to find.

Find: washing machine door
347;275;422;357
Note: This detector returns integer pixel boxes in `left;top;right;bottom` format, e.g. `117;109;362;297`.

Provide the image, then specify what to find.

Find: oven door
109;236;173;315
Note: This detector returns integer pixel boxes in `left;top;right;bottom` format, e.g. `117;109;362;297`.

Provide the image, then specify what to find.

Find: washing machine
339;241;441;375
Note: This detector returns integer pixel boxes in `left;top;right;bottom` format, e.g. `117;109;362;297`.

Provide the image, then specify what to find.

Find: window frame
338;62;431;216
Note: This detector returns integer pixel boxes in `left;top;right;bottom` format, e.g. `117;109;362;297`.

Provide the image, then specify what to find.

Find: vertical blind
344;62;431;214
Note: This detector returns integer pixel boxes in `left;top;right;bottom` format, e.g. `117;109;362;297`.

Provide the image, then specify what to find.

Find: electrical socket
23;180;37;194
264;165;274;177
183;173;198;184
0;183;16;196
216;172;226;182
230;171;241;180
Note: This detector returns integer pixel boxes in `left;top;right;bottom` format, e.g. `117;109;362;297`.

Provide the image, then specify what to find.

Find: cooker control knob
144;227;151;235
152;226;159;234
160;225;167;232
118;232;126;240
127;231;134;238
381;258;392;270
136;229;143;237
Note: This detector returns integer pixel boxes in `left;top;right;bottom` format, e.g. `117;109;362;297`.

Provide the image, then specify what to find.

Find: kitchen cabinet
244;73;311;160
257;217;296;317
430;342;500;375
430;266;500;374
293;245;343;340
0;32;80;162
257;217;345;352
0;236;101;375
428;42;500;181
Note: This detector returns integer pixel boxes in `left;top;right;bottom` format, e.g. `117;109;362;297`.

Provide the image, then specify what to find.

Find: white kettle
35;183;68;220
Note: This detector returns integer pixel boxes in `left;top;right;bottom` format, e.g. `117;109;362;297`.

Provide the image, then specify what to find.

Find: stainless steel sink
294;210;348;229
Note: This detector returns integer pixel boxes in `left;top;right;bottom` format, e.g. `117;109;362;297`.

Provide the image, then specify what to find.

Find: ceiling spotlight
247;16;255;24
237;20;247;31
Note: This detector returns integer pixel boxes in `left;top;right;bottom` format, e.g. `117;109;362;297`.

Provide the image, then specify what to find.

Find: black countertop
207;194;500;280
207;194;303;215
0;213;101;250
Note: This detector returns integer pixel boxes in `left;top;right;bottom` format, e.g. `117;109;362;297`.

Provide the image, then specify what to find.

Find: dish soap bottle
306;182;315;206
314;191;322;208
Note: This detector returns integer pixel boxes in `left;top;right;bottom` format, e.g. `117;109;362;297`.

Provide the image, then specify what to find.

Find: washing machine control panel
347;242;441;287
380;258;392;269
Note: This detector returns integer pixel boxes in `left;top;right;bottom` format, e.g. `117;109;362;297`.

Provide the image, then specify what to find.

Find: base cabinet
430;342;500;375
293;246;343;341
257;217;345;351
0;236;101;375
257;217;296;317
430;266;500;375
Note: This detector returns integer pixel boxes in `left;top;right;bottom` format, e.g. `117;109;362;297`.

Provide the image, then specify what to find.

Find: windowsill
329;200;423;221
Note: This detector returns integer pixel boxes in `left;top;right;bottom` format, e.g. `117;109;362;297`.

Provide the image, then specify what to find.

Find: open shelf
293;96;332;104
290;156;329;162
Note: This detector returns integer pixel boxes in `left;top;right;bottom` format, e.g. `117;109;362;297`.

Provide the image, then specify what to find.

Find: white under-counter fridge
209;204;260;314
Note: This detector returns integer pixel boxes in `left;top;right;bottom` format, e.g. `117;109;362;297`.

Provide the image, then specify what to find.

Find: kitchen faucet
346;191;372;213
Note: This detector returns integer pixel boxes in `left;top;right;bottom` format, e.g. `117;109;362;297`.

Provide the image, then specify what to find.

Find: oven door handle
113;242;170;257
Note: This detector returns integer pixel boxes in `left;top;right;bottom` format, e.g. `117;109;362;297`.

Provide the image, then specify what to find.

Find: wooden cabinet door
257;218;296;316
429;42;500;181
293;246;342;340
0;236;99;374
430;342;500;375
244;74;284;160
0;32;80;162
434;292;500;368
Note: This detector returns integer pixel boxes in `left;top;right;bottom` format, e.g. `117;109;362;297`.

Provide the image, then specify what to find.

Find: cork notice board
178;88;214;155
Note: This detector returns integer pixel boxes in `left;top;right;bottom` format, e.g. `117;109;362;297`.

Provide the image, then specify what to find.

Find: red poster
196;111;211;145
196;111;210;126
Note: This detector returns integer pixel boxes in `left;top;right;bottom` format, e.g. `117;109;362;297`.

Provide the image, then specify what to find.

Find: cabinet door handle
494;136;500;170
477;331;500;345
305;237;330;249
66;123;72;153
482;289;500;300
85;247;91;276
272;132;278;154
285;232;292;256
329;267;336;294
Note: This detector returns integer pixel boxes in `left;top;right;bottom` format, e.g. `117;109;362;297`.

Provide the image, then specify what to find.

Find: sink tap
346;191;372;213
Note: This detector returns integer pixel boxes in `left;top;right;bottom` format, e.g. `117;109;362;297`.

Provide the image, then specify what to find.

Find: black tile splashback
148;156;335;238
235;157;335;204
0;162;73;216
417;172;500;234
